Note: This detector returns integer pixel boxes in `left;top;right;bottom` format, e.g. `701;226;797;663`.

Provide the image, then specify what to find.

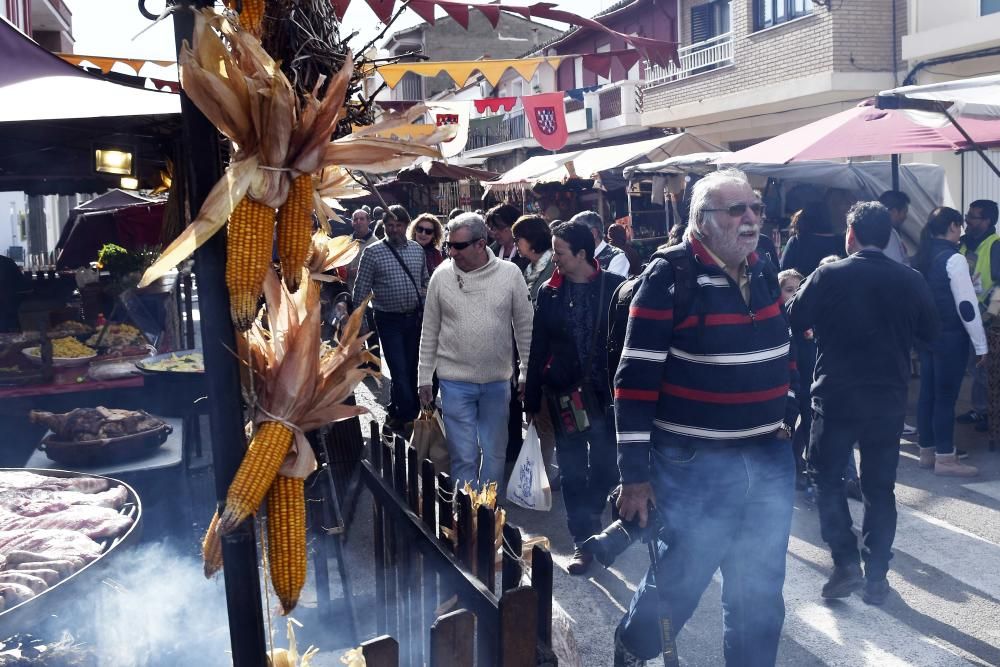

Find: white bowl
22;347;97;367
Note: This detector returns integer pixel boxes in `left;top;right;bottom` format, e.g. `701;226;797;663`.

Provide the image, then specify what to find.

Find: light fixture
120;176;139;190
94;146;135;176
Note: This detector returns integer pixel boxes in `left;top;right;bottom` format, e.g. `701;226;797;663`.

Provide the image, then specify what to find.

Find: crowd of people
338;171;997;666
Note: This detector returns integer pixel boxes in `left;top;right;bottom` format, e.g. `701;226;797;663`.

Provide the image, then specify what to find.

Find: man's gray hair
686;169;753;238
352;208;369;220
448;212;489;242
570;210;605;236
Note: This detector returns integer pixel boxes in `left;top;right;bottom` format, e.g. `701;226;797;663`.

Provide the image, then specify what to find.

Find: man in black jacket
786;201;938;606
524;221;625;574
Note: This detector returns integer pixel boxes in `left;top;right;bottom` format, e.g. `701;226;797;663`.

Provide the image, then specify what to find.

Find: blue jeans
552;406;617;545
374;310;421;423
618;433;795;665
439;379;511;487
918;331;970;455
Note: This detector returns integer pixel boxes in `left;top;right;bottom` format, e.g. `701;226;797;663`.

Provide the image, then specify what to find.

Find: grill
0;468;143;634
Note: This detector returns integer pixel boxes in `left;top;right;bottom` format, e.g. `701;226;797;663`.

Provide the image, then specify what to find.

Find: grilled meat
9;568;59;585
0;472;109;494
0;582;34;604
0;529;103;562
5;551;85;571
1;485;129;517
28;407;163;441
0;572;47;593
0;505;132;541
12;559;78;578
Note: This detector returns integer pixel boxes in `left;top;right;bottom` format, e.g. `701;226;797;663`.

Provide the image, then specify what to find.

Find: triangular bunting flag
364;0;397;23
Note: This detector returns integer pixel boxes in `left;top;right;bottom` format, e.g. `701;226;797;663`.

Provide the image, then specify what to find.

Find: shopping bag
505;422;552;511
410;408;450;473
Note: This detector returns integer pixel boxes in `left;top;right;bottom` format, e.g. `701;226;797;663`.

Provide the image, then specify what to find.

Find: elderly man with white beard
611;169;799;667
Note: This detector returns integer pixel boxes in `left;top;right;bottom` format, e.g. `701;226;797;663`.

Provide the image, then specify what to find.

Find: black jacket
524;266;624;414
786;249;938;419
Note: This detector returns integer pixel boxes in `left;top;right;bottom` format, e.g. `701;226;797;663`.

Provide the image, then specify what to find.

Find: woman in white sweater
417;214;534;488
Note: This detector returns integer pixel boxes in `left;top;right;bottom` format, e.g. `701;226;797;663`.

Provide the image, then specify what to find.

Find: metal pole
169;4;268;665
891;154;900;191
941;107;1000;180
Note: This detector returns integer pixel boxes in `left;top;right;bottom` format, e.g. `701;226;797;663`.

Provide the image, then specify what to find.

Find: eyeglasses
966;214;986;222
704;202;765;217
415;226;435;235
446;238;481;251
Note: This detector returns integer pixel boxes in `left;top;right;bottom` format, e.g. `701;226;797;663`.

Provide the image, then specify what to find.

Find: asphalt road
337;375;1000;666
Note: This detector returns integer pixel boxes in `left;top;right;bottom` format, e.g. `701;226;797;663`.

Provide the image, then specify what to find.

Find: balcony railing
467;110;527;150
644;32;733;86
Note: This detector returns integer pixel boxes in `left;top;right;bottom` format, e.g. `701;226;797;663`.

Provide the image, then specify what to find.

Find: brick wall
644;0;904;112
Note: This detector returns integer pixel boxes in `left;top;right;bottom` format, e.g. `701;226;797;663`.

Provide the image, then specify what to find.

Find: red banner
522;92;568;151
475;97;517;113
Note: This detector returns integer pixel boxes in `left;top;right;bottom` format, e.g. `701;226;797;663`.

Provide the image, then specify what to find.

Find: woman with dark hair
408;213;445;274
779;204;845;275
512;214;554;303
915;206;985;476
486;203;530;271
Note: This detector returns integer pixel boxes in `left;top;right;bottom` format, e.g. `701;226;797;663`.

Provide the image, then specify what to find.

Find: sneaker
902;422;918;436
918;447;936;469
567;547;593;575
821;563;864;599
956;409;986;424
862;577;891;605
934;452;979;477
957;449;970;460
845;478;863;501
613;626;647;667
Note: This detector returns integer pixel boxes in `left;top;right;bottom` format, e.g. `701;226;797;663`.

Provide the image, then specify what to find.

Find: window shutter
690;4;715;44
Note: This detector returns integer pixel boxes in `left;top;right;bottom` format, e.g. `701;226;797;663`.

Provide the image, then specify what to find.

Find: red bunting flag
522;92;568;151
475;97;518;113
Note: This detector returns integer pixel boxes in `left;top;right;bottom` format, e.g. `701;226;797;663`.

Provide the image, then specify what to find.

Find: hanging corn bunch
202;509;224;578
267;474;307;613
277;174;315;292
224;0;267;38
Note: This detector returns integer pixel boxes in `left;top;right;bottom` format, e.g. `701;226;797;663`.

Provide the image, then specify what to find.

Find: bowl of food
22;337;97;367
136;351;206;416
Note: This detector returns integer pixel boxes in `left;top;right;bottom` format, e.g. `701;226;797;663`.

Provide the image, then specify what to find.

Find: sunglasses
704;202;765;217
446;239;481;251
415;226;435;235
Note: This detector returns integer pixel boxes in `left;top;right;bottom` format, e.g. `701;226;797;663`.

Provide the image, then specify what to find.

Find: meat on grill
29;407;163;441
0;471;109;494
0;529;103;562
0;582;34;605
0;505;132;540
10;568;59;585
12;559;78;578
1;485;129;516
0;571;48;593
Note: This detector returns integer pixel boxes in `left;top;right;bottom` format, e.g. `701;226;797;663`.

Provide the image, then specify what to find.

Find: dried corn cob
226;196;275;332
267;474;307;614
224;0;265;38
218;421;292;533
202;510;224;578
276;173;314;293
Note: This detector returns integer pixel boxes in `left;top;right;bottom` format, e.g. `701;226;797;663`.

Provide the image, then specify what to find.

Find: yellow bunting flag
377;57;562;89
57;53;176;74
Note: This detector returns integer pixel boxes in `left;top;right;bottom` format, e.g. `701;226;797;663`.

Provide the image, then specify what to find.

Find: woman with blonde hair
408;212;445;275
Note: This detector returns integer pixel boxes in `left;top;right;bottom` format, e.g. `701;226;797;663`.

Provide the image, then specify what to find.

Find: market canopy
484;151;586;193
879;74;1000;120
717;99;1000;165
624;151;733;178
397;160;499;185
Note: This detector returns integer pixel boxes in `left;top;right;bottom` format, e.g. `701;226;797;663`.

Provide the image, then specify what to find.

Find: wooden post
531;545;554;646
501;524;523;592
476;505;496;592
456;489;475;571
421;459;439;662
437;472;454;554
406;446;420;513
430;610;476;666
361;636;399;667
498;587;539;667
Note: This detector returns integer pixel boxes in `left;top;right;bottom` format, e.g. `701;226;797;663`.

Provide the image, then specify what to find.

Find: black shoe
863;577;891;605
957;409;986;424
845;478;863;501
567;547;593;576
821;564;864;599
957;448;970;460
613;626;647;667
975;418;989;433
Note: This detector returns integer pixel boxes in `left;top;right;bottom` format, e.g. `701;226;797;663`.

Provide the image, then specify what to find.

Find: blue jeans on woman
918;330;970;455
439;379;511;488
617;432;795;664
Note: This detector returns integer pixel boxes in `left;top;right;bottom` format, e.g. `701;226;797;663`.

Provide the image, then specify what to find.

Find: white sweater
418;249;534;386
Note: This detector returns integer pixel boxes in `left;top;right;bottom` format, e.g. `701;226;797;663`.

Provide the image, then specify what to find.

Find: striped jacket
613;237;799;483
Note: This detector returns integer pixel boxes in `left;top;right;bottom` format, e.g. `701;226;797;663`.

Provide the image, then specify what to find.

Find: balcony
467;110;527;151
643;32;733;87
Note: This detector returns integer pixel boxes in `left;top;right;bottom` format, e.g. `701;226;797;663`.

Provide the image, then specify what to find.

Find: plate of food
21;337;97;367
30;408;171;466
135;351;204;374
86;323;149;353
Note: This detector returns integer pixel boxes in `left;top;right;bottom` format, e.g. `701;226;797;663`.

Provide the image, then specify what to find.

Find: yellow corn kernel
267;474;307;615
202;510;223;578
226;196;275;332
276;174;314;293
218;421;292;534
224;0;265;38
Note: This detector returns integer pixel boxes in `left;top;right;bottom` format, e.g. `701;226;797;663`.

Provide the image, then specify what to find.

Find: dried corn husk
339;647;365;667
307;233;358;280
268;618;320;667
439;482;506;578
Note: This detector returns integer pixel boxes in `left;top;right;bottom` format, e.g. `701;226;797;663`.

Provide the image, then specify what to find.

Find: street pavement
343;375;1000;666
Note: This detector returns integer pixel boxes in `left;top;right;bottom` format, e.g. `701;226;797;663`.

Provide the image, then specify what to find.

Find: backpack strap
654;244;698;326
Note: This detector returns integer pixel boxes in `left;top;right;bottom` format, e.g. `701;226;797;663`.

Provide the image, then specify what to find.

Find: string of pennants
331;0;679;68
57;53;180;92
377;47;649;89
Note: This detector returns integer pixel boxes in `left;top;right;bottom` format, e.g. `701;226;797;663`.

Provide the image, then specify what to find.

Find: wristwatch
777;423;794;439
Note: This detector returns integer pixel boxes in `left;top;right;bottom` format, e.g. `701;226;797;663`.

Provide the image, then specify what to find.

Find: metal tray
39;423;172;467
0;468;142;634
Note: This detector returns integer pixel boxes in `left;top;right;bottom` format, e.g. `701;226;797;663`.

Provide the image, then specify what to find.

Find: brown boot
934;452;978;477
567;547;593;575
918;447;936;469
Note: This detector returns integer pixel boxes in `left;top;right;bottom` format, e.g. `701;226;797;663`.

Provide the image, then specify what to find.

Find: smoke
76;542;231;666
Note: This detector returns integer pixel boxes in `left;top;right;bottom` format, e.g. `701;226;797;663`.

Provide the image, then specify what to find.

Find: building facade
1;0;73;51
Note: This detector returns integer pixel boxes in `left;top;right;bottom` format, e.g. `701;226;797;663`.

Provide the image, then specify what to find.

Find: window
755;0;811;31
691;0;731;43
983;0;1000;15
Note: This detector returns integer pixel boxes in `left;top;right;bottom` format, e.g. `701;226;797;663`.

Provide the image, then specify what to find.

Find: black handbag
547;271;606;437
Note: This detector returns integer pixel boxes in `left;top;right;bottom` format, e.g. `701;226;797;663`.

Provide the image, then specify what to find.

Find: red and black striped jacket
613;237;799;484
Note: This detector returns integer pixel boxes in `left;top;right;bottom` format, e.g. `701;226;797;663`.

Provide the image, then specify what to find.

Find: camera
580;487;660;567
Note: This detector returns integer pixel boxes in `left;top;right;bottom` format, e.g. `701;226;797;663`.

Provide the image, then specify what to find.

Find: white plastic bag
506;422;552;511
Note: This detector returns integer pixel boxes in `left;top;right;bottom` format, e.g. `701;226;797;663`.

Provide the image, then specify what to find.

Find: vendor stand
396;159;498;216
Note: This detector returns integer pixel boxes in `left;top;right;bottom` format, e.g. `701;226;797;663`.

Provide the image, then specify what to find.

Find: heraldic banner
427;101;471;159
522;92;569;152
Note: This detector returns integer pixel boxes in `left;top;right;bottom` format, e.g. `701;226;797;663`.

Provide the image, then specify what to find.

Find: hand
616;482;656;528
517;382;526;402
775;424;792;440
977;354;989;368
418;385;434;407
